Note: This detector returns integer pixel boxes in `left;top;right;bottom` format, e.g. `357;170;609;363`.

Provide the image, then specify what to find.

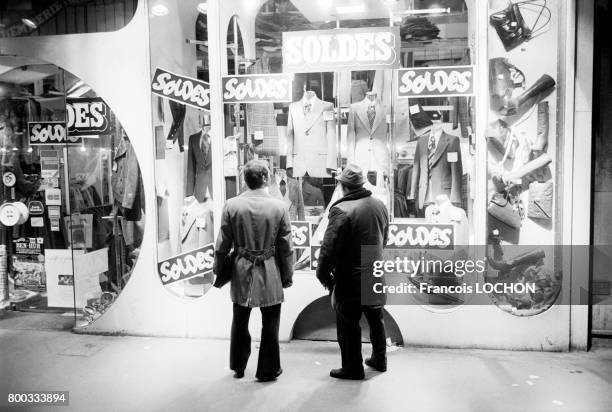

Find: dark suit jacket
186;131;212;203
214;189;294;307
410;132;463;209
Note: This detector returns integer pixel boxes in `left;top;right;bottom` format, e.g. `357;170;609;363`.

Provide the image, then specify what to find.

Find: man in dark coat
316;164;390;380
214;160;294;381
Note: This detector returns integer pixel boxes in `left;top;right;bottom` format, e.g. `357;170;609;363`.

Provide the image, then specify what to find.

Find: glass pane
0;59;73;317
0;0;139;38
486;0;563;315
149;2;215;299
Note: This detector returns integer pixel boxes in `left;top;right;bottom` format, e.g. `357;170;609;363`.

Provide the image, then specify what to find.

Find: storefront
0;0;593;350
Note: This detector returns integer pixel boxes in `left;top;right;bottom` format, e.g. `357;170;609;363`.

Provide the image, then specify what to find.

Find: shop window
0;57;145;326
0;0;139;38
149;2;214;299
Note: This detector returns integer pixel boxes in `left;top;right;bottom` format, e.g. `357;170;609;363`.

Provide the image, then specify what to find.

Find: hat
336;164;365;187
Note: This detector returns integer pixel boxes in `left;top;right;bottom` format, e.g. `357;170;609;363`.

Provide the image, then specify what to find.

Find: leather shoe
256;368;282;382
329;368;365;380
233;370;244;379
365;357;387;372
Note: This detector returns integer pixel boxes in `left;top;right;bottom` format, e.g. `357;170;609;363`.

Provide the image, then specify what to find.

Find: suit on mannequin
410;129;463;211
186;129;212;203
286;92;337;177
346;94;388;178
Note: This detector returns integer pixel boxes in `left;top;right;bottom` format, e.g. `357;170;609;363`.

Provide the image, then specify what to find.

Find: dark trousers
230;303;281;378
334;302;386;372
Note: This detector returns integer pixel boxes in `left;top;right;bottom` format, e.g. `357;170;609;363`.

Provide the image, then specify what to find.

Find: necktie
304;103;312;115
427;133;437;182
280;180;287;197
367;105;376;129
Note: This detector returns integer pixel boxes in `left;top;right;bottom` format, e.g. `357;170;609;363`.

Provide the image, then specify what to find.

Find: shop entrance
0;56;144;329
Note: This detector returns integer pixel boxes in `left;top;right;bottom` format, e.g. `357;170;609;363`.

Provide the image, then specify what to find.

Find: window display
0;59;144;324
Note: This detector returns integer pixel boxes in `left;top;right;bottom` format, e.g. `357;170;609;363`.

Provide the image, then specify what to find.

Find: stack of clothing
400;17;440;41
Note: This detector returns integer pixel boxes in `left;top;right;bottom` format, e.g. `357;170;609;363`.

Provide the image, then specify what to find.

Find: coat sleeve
449;137;463;205
213;204;233;275
325;103;337;171
316;207;348;289
186;136;195;197
286;106;295;170
409;140;421;200
276;208;294;286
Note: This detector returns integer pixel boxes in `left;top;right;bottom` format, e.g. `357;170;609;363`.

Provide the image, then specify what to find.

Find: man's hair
243;160;270;189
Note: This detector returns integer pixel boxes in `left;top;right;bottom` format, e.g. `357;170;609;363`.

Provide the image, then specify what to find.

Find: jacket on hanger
410;132;463;210
286;96;337;177
186;131;212;203
179;198;214;253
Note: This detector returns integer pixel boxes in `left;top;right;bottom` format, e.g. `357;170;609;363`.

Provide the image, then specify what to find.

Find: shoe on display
329;368;365;380
364;357;387;372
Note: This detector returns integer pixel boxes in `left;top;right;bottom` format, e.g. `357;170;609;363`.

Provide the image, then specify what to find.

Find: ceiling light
336;4;366;14
151;4;169;17
197;2;208;13
396;8;450;15
21;18;37;29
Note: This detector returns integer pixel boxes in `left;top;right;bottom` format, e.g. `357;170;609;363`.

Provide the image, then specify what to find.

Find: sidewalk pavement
1;328;611;412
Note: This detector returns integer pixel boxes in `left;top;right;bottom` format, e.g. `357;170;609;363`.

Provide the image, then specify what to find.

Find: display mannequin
179;195;214;253
425;194;468;245
410;115;463;214
186;118;212;203
286;90;337;178
346;92;389;186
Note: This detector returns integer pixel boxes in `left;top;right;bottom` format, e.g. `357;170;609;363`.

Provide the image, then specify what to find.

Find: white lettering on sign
291;222;311;248
66;99;109;134
151;68;210;111
29;122;79;145
158;247;214;285
386;224;454;249
283;28;399;72
397;66;475;98
223;76;292;103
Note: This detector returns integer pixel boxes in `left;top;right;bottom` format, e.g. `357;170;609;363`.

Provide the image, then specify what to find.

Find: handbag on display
489;0;552;52
489;57;525;112
213;251;235;289
486;119;518;159
527;179;553;222
488;191;523;229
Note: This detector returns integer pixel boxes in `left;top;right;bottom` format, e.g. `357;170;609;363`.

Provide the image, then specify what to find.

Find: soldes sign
291;221;311;248
66;98;110;136
151;68;211;111
396;66;475;98
28;122;81;145
158;244;214;285
386;223;454;250
282;27;400;73
222;74;293;103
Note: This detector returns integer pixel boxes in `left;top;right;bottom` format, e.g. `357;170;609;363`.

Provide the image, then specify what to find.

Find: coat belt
236;246;275;264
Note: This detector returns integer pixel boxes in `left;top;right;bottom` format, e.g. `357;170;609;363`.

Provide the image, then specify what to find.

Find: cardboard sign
282;27;400;73
45;188;62;206
40;150;60;179
151;68;210;111
158;244;215;286
386;223;455;250
396;66;475;98
222;74;294;103
66;97;111;137
29;121;81;145
291;221;311;248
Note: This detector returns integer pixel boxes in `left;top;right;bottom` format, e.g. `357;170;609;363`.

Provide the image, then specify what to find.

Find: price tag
447;152;459;163
45;188;62;206
323;110;335;121
386;114;392;124
409;104;420;115
254;130;264;141
31;217;44;227
196;217;208;229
